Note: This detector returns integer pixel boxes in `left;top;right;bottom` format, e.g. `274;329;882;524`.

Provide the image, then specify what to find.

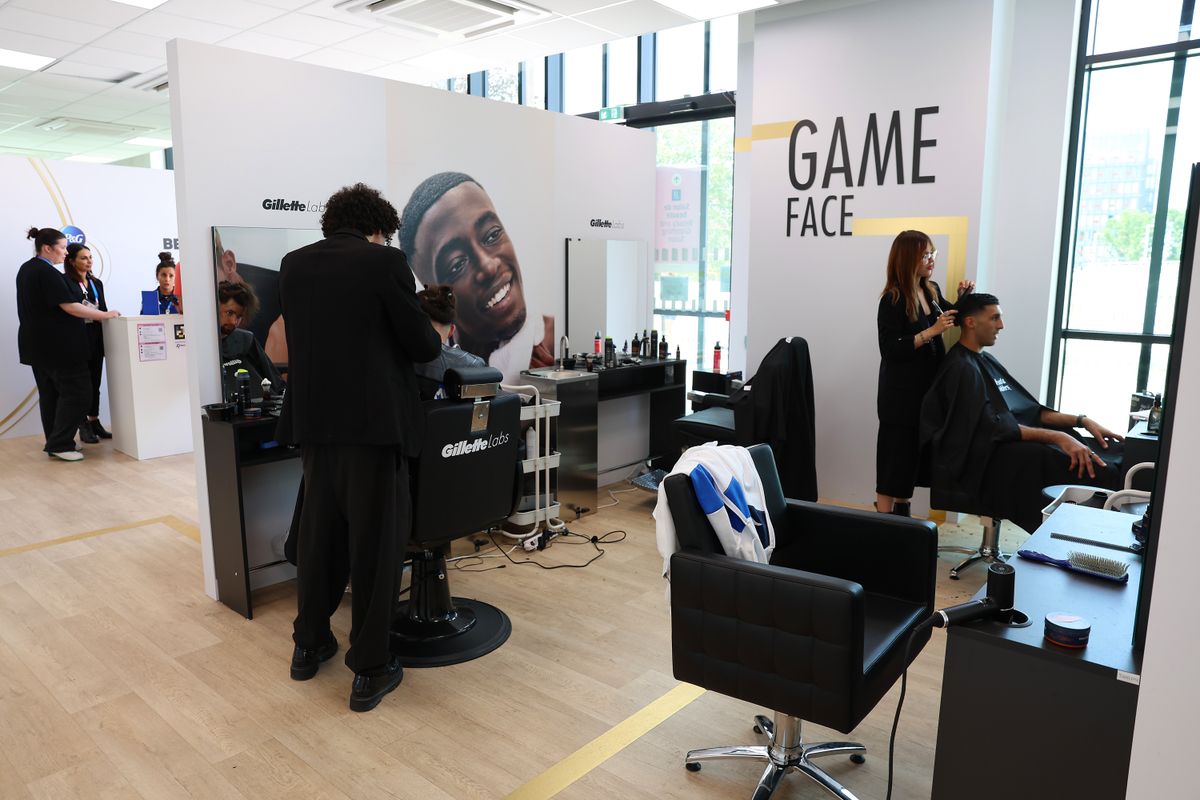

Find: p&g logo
63;226;86;245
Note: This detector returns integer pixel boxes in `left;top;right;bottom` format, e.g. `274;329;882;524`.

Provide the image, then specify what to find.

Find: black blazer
274;230;441;454
876;283;954;427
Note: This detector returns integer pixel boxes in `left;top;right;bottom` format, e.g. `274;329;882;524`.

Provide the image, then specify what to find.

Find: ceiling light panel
0;47;56;71
0;7;109;45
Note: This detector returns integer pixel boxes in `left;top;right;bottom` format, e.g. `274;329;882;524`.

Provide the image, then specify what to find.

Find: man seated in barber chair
920;292;1124;534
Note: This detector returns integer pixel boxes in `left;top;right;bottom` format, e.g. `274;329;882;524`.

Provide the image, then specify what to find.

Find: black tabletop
961;503;1143;676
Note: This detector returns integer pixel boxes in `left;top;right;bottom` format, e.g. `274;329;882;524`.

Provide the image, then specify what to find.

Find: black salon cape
742;336;818;502
919;345;1046;510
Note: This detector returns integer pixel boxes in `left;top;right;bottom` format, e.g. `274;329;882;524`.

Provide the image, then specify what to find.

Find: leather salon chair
665;444;937;800
390;366;521;667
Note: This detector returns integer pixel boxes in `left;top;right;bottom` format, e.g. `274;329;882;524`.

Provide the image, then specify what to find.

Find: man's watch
1075;413;1086;428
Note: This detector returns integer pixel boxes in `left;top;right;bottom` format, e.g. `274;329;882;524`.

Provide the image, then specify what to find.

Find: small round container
1044;612;1091;648
202;402;234;422
242;407;263;419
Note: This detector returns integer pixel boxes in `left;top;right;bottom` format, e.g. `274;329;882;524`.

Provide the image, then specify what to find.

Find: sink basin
525;368;591;380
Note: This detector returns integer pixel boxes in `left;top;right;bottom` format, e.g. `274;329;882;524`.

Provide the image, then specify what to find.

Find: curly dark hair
217;280;259;322
417;284;456;325
320;182;400;239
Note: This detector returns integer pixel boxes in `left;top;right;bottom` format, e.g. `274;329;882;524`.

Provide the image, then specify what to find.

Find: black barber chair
671;337;818;501
391;367;521;667
665;444;936;800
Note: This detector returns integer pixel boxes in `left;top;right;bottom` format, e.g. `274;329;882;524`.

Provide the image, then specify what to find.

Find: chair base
391;597;511;667
939;515;1008;580
684;711;865;800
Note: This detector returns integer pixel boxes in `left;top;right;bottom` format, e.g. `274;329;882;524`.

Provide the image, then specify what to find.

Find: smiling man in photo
400;171;554;381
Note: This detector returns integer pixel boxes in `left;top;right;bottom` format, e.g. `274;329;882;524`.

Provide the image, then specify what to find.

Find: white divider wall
1;157;177;440
170;40;654;598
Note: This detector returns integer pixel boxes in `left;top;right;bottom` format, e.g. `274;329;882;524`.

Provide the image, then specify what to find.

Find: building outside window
486;64;519;103
1051;0;1198;430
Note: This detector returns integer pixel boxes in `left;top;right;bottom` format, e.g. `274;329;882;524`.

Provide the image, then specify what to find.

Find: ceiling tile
10;0;143;28
69;45;163;73
368;62;446;86
0;7;109;45
17;70;115;95
91;30;171;59
112;105;172;127
334;29;442;60
220;30;316;59
405;34;533;74
533;0;616;13
157;0;283;28
121;11;241;44
0;30;78;59
256;12;367;46
507;17;611;49
42;101;141;123
0;144;74;159
297;48;388;74
45;61;138;83
245;0;313;9
575;0;693;36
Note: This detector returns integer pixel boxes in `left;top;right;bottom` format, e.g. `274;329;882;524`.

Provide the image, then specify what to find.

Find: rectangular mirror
565;238;650;354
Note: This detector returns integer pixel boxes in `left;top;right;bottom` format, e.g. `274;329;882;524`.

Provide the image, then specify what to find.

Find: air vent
119;69;169;93
332;0;549;39
38;117;149;138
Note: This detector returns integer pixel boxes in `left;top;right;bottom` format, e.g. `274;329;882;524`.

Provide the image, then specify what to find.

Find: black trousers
980;439;1122;535
293;444;411;674
876;423;929;498
31;364;91;454
85;326;104;418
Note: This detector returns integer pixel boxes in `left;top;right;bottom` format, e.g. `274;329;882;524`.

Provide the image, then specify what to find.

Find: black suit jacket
745;336;818;502
876;283;954;426
274;230;441;454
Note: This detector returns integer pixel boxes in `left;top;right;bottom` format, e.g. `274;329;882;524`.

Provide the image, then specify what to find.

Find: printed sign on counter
137;322;167;362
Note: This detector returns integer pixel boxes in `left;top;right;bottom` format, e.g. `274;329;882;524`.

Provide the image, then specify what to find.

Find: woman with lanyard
154;251;182;314
875;230;973;516
64;243;112;443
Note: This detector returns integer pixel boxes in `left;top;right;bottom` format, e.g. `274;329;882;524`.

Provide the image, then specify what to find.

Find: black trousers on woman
292;444;411;675
84;324;104;418
31;364;91;454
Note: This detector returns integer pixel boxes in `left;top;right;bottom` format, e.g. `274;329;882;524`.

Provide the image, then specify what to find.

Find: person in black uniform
153;252;182;314
217;280;282;399
63;243;112;442
276;183;440;712
921;293;1124;534
16;227;119;461
414;284;485;399
875;230;973;516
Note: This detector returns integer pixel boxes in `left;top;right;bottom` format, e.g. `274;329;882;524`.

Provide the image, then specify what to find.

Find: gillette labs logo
441;432;510;458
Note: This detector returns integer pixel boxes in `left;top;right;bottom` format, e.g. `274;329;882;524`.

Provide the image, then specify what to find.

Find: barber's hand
1057;432;1105;479
928;310;957;336
1082;417;1123;448
958;279;975;297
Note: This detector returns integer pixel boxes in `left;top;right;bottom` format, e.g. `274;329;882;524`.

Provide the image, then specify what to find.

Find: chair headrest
444;366;502;399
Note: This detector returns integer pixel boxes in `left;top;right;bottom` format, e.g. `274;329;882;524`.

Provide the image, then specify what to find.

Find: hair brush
1016;549;1129;583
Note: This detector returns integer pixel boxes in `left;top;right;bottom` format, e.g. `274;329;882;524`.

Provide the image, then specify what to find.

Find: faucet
558;335;570;369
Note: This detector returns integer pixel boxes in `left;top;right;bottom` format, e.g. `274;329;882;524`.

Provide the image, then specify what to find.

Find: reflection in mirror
565;238;650;358
211;226;321;402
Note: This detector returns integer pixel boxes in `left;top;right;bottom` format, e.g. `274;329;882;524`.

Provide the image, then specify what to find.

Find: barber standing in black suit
276;183;440;712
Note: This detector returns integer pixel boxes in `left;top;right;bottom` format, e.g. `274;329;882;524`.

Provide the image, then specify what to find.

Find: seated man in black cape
920;292;1124;533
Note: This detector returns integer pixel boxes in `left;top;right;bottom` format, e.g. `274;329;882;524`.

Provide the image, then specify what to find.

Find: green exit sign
599;105;624;122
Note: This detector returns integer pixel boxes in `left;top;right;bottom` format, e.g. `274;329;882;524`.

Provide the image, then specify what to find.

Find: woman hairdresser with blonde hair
875;230;973;516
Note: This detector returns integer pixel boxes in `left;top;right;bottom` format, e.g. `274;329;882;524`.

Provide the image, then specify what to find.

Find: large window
1051;0;1198;429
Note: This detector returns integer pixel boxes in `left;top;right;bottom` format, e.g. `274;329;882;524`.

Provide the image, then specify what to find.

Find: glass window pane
1147;343;1170;399
708;15;738;93
1057;339;1143;434
450;76;467;94
1155;54;1200;334
523;58;545;109
487;64;519;103
564;44;602;114
1066;60;1173;333
656;22;705;100
1089;0;1189;56
606;37;638;107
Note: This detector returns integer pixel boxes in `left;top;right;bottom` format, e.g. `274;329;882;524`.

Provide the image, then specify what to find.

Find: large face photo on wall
210;226;321;399
398;172;555;381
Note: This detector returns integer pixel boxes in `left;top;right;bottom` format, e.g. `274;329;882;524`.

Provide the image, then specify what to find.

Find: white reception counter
102;314;192;460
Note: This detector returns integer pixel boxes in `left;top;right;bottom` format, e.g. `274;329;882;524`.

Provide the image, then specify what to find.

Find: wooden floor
0;434;1025;800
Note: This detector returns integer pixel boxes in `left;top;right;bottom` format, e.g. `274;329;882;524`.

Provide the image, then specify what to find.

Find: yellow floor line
0;514;200;558
505;682;707;800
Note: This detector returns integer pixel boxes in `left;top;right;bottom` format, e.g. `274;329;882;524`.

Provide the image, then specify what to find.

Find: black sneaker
290;634;338;681
91;420;113;439
78;422;99;444
349;655;403;712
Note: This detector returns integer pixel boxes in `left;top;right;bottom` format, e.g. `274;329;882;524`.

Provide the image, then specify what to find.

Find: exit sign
599;105;624;122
